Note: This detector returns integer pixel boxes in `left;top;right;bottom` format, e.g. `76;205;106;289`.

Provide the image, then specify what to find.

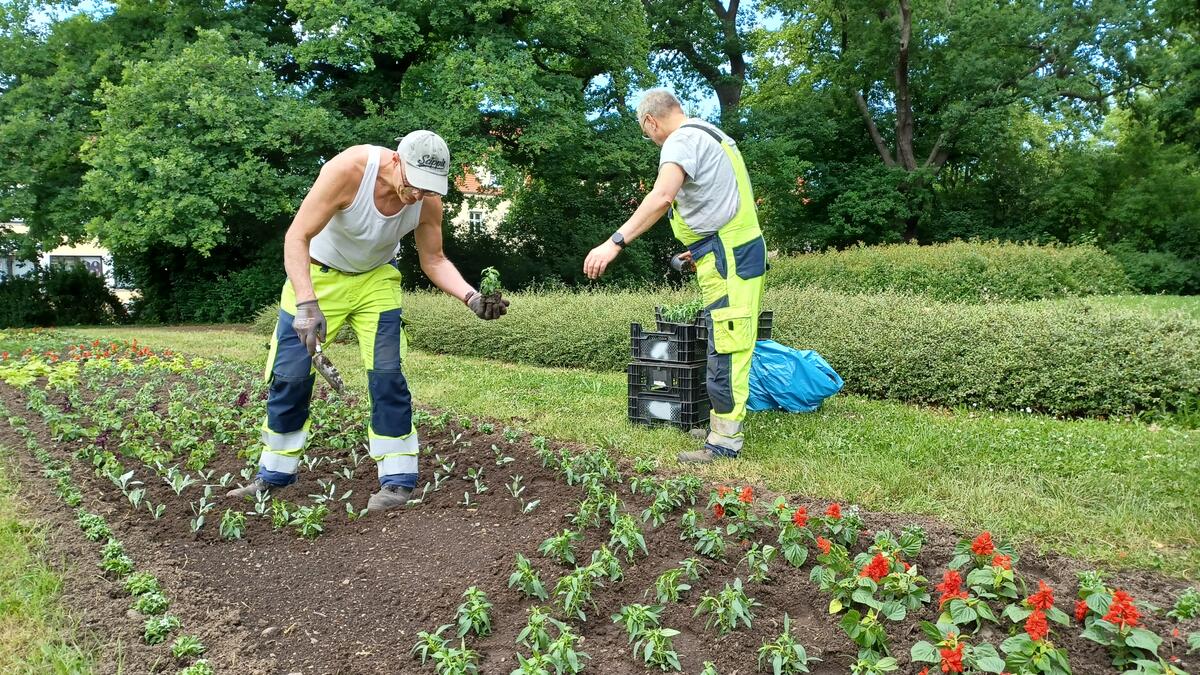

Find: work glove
293;300;327;355
670;251;696;274
465;290;510;320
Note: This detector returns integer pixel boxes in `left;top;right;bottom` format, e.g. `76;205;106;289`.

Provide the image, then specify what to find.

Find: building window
48;255;104;277
468;210;485;236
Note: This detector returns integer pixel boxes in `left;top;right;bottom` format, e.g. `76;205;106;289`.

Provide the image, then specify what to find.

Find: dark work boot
367;485;413;512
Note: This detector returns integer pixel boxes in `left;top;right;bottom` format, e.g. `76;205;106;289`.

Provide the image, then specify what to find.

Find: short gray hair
636;89;682;122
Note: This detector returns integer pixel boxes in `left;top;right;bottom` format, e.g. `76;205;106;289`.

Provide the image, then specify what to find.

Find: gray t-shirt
659;118;740;235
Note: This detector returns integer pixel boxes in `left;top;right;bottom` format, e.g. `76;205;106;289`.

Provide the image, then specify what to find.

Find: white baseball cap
396;130;450;196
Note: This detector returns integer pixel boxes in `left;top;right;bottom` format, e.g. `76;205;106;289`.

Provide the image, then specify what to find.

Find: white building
450;167;510;238
0;222;137;304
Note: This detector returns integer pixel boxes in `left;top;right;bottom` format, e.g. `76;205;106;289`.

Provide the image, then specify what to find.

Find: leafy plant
1080;589;1163;669
759;615;819;674
132;590;170;616
609;514;648;561
431;638;480;674
659;299;705;323
455;586;492;638
632;627;682;671
695;578;760;635
694;527;726;559
1167;588;1200;621
554;567;600;621
76;510;111;542
411;624;451;665
270;498;291;530
612;603;663;642
480;266;502;297
545;624;589;674
849;653;899;674
588;546;624;582
124;572;161;597
510;651;555;675
508;553;549;601
100;538;134;577
289;503;328;539
143;614;181;645
949;531;1017;572
652;567;692;604
170;635;206;660
743;543;779;583
178;660;215;675
219;508;246;540
517;606;566;652
840;608;891;655
539;529;582;566
910;622;1006;674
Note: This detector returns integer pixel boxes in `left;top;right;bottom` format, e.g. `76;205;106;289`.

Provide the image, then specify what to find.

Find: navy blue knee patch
368;369;413;437
267;373;315;433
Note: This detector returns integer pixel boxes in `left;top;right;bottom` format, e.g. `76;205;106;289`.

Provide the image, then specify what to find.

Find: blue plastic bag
747;340;844;413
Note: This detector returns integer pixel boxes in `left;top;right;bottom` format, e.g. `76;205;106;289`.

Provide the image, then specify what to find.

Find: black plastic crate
654;307;774;342
630;323;706;364
628;361;707;401
628;391;710;430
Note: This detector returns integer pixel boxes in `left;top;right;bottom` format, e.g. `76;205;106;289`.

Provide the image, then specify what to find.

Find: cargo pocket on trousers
709;306;752;354
733;236;766;280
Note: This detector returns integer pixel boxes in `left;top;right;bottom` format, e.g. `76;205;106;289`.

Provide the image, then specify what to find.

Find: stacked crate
628;308;773;430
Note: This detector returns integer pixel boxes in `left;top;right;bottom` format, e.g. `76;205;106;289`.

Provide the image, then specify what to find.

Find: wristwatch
611;232;627;249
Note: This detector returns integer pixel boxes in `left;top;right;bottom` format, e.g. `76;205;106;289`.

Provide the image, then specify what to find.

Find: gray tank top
309;146;422;273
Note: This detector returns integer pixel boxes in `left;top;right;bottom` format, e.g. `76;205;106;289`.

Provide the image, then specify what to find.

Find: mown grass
0;447;95;674
66;326;1200;578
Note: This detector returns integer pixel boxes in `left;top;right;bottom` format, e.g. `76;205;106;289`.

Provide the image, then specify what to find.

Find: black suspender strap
679;123;727;145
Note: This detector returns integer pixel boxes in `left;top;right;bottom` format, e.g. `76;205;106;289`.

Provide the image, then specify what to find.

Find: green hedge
767;241;1131;302
396;288;1199;417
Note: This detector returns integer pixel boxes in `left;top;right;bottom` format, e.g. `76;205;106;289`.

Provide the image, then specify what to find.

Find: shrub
767;241;1131;303
1107;243;1200;295
399;287;1200;417
0;266;127;328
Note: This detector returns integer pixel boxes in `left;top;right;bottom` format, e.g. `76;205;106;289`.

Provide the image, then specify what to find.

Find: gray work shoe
226;478;277;500
677;447;727;464
367;485;413;513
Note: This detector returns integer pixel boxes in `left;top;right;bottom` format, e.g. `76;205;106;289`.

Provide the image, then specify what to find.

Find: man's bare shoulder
312;146;371;207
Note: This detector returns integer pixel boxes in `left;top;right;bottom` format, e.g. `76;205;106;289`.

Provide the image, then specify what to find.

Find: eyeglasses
639;114;656;141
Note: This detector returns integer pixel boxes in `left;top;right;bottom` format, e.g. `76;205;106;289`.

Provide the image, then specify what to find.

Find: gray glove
465;290;510;320
293;300;327;355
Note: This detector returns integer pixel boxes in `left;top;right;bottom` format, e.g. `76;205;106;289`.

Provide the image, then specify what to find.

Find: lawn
65;325;1200;578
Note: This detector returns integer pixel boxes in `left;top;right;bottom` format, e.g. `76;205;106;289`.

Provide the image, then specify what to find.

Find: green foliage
0;266;128;328
123;572;161;598
454;586;492;638
479;267;502;297
170;635;207;660
177;660;215;675
1108;244;1200;295
508;553;549;601
694;578;760;635
659;299;705;323
1168;588;1200;621
402;287;1200;417
758;615;818;674
143;614;181;645
768;242;1130;303
132;590;170;616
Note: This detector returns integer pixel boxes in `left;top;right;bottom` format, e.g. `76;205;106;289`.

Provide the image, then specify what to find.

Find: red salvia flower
825;503;842;519
738;486;754;504
1075;599;1089;623
861;553;891;581
716;485;732;498
713;504;725;520
992;554;1012;570
939;643;965;673
971;532;995;556
902;561;912;571
816;537;832;555
792;507;808;528
1026;608;1050;642
1028;580;1055;610
919;669;929;675
936;570;968;608
1103;589;1140;629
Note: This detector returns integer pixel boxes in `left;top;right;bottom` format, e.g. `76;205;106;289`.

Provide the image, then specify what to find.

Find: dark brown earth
1;379;1197;675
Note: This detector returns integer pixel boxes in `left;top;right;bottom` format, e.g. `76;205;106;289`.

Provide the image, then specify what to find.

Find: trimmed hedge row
398;287;1199;417
767;241;1131;303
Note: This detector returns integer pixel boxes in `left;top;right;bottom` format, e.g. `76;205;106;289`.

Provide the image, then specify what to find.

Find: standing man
584;90;766;463
228;131;509;511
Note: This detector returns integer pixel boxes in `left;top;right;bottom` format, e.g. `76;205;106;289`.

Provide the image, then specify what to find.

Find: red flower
792;507;808;528
936;570;968;608
825;503;842;519
971;532;995;556
861;553;891;581
1103;589;1140;629
0;351;7;360
816;537;832;555
1028;580;1055;611
1026;608;1049;642
738;486;754;504
939;643;964;673
716;486;732;498
1074;599;1089;623
919;669;929;675
713;504;725;520
992;554;1012;570
902;561;912;571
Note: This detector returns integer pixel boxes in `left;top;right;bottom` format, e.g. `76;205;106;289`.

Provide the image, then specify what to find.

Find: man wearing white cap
228;131;509;512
